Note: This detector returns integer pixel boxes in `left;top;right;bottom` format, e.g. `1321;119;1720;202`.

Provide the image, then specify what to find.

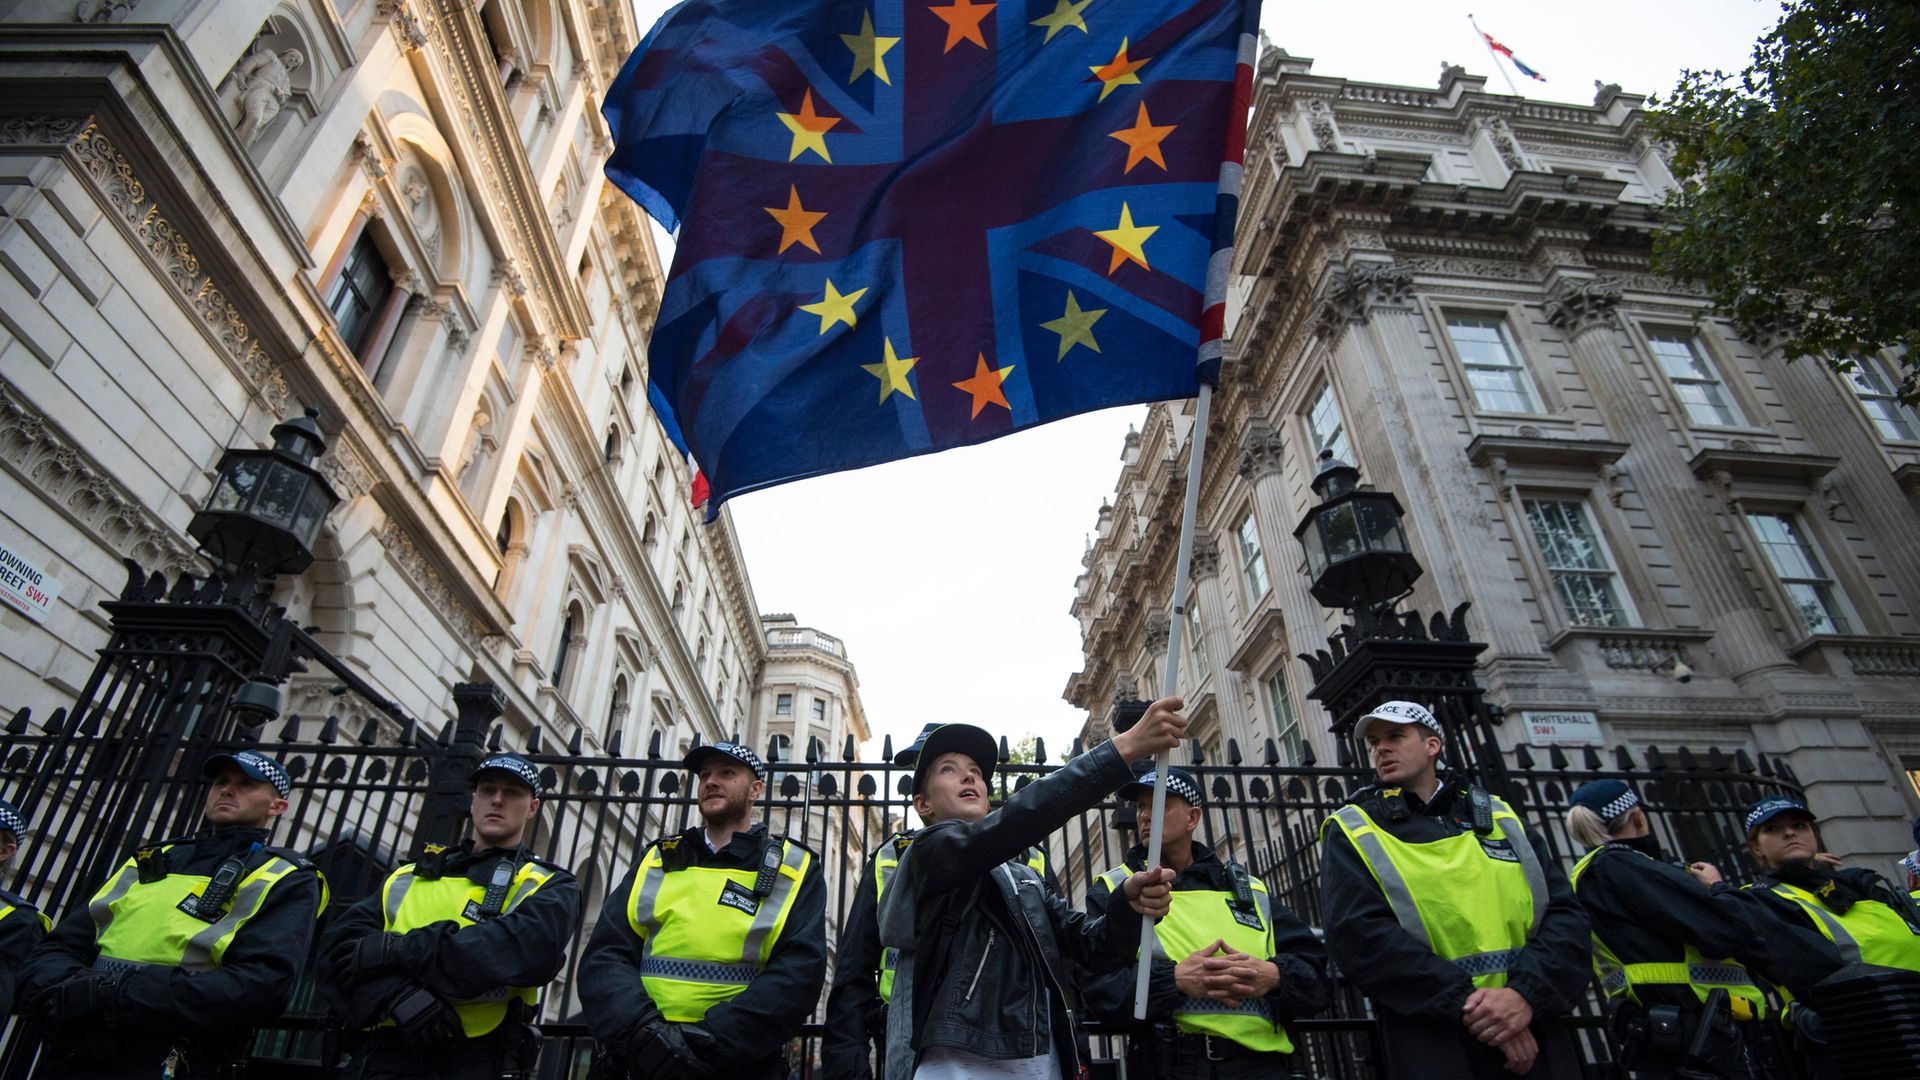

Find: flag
603;0;1260;517
1479;30;1546;82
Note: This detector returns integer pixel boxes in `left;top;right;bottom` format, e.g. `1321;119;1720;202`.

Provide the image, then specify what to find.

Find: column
1189;532;1254;751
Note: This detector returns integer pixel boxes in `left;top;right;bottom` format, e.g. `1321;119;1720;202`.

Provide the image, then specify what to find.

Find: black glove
329;932;404;987
624;1017;714;1078
33;971;123;1032
387;985;463;1049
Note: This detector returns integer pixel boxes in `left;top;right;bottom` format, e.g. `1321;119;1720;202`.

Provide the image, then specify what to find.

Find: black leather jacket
878;740;1138;1078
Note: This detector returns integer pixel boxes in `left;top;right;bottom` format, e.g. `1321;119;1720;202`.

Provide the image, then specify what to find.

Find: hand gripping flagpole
1133;0;1261;1021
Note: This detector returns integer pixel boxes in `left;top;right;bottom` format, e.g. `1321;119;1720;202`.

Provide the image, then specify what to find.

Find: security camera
1669;659;1694;684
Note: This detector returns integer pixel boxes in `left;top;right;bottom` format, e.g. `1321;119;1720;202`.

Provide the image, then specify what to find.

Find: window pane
1744;512;1852;635
1307;383;1351;463
1236;513;1269;601
1448;316;1538;412
1844;357;1917;440
1265;670;1303;766
1647;332;1743;426
1524;500;1628;627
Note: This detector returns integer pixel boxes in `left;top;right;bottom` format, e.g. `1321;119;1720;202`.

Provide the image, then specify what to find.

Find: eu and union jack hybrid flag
604;0;1261;516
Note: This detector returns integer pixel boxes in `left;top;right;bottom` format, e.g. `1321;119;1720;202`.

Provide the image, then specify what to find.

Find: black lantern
1293;449;1421;611
189;407;340;577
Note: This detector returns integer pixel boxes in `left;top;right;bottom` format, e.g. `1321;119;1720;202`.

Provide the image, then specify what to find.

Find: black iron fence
0;563;1808;1079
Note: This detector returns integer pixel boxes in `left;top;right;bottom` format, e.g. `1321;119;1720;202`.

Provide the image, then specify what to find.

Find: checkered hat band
1599;789;1639;822
706;742;765;772
0;805;22;835
1139;772;1202;803
475;756;541;789
232;751;291;796
1744;798;1807;831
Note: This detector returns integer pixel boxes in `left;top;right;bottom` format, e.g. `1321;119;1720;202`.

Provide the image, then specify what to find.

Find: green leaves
1649;0;1920;400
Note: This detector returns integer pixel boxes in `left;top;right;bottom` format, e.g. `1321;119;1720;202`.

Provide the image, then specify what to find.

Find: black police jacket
1571;836;1773;1008
1079;840;1330;1033
315;840;581;1030
819;841;889;1080
877;740;1140;1078
20;825;325;1049
578;822;828;1071
1733;861;1920;998
0;887;48;1018
1319;782;1589;1080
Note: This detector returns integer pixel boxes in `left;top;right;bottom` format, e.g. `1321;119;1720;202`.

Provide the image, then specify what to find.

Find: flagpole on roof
1468;14;1523;96
1134;0;1264;1021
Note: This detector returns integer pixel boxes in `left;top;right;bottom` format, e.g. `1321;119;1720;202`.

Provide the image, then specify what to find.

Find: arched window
552;603;582;688
769;733;792;764
608;675;631;734
495;508;513;556
604;426;620;463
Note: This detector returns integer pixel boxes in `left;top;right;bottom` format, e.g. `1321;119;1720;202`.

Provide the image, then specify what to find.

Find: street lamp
188;406;340;577
1292;449;1421;612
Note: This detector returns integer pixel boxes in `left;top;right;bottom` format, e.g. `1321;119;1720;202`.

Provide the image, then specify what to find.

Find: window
1234;512;1268;606
494;509;512;556
1265;669;1304;766
775;693;793;716
326;231;392;359
1446;315;1539;413
1746;512;1853;635
1843;356;1917;441
604;426;621;463
1306;382;1351;464
810;699;827;725
769;733;792;764
551;607;578;687
1523;499;1631;627
1183;600;1207;680
1646;331;1742;426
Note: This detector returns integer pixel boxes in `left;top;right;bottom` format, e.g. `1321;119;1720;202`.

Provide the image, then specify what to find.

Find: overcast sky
622;0;1783;759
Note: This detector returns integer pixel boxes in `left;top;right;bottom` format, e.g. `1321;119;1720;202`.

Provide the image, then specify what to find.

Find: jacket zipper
964;927;995;1002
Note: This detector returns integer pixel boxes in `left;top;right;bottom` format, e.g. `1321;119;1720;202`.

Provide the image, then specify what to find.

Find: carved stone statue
232;44;304;146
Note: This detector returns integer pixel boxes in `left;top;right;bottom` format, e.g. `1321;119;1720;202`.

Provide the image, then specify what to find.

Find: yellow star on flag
1095;202;1157;274
953;354;1015;418
1090;37;1149;101
1031;0;1091;43
777;90;841;162
862;338;919;403
800;279;867;334
1108;103;1176;173
841;9;901;85
764;186;828;254
930;0;996;52
1041;291;1107;359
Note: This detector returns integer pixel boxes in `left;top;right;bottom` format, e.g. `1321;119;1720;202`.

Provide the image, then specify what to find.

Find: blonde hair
1567;804;1618;850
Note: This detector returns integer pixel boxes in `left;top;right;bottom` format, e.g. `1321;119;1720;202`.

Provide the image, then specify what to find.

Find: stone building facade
1066;49;1920;870
0;3;857;772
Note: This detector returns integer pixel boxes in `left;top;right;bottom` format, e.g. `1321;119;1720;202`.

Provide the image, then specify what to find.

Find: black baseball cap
1117;766;1205;807
683;741;765;779
203;749;292;797
468;752;542;792
898;723;997;793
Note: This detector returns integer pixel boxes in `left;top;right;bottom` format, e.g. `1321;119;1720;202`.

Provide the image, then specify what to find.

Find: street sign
0;540;60;624
1521;709;1604;747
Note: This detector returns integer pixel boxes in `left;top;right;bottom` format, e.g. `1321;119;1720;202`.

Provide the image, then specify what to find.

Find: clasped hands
1463;986;1535;1075
1171;939;1280;1008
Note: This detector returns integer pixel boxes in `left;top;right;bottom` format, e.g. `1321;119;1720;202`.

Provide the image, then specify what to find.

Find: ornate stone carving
76;0;140;23
1306;100;1337;151
316;436;375;501
1844;643;1920;677
1438;61;1467;88
1481;116;1524;172
494;259;529;298
1142;611;1171;654
229;41;305;147
1324;262;1415;325
1821;479;1851;522
0;378;202;574
1189;532;1222;579
1598;638;1693;671
375;519;485;648
378;0;429;50
1735;311;1802;358
1600;463;1627;506
351;132;390;180
1236;419;1286;482
1544;276;1622;336
0;117;90;146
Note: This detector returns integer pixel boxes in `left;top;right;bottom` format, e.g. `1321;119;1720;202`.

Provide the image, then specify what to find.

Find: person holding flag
875;705;1188;1080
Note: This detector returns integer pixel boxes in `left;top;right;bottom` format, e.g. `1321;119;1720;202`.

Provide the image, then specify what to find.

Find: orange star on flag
952;353;1015;418
777;90;841;162
1108;103;1175;173
1090;38;1150;102
930;0;996;52
764;186;828;253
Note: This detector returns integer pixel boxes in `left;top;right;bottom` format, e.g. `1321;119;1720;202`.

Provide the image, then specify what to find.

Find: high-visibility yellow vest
874;837;1044;1002
1767;880;1920;973
1097;862;1294;1054
1320;790;1546;988
625;834;813;1022
87;844;322;974
377;855;560;1037
0;893;50;935
1569;846;1766;1019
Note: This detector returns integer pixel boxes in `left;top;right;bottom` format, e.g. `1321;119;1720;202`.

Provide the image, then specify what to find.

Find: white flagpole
1468;14;1522;97
1131;381;1212;1018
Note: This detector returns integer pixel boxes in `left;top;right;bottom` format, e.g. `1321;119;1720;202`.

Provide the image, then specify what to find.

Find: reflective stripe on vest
88;848;303;971
378;859;558;1036
1569;846;1766;1015
877;842;1044;1003
1097;863;1294;1054
627;838;812;1023
1325;796;1546;989
1769;881;1920;972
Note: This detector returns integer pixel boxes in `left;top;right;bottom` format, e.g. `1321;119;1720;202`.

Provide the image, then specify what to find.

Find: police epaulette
868;831;914;860
0;887;34;910
519;852;571;876
261;846;316;870
771;833;818;861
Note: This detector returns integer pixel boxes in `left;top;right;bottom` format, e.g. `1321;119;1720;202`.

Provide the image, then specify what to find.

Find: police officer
0;798;50;1018
580;741;826;1080
1319;701;1590;1079
1082;767;1329;1079
1564;780;1781;1077
21;748;327;1079
318;751;581;1078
